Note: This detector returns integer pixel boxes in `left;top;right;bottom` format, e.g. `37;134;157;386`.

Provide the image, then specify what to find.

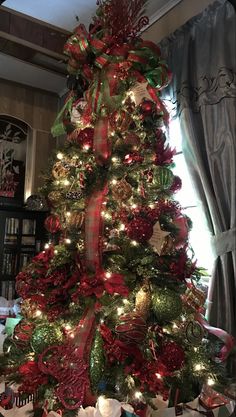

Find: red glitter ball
127;218;153;243
159;341;185;372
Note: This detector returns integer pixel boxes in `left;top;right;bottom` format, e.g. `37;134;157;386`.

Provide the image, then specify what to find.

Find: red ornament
123;132;140;149
110;110;131;132
170;175;182;193
173;216;189;248
115;312;147;344
44;214;61;233
13;319;35;348
140;100;154;115
78;127;94;149
127;218;153;243
159;341;185;372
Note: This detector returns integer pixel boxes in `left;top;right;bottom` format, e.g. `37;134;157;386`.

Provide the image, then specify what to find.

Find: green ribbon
51;96;74;138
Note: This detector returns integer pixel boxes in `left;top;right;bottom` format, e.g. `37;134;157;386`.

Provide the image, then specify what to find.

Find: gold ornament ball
52;162;69;179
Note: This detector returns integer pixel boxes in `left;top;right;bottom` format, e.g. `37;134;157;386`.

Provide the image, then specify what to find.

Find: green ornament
152;287;182;323
31;324;63;353
89;330;105;393
153;167;174;190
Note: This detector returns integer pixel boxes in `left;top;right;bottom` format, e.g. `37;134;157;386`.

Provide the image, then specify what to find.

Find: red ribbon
197;315;235;362
93;117;110;164
85;187;107;272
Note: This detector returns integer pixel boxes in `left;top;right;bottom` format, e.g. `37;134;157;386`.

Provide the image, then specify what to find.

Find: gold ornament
149;222;170;255
135;284;151;319
68;211;85;228
20;299;42;319
52;162;69;179
111;179;132;202
48;191;62;204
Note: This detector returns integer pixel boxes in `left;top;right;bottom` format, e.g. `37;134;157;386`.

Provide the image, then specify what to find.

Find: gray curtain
160;0;236;340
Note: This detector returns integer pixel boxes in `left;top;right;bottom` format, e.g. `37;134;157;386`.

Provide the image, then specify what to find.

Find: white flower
76;397;134;417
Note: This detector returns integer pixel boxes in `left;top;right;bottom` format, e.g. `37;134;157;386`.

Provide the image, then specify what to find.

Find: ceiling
0;0;181;95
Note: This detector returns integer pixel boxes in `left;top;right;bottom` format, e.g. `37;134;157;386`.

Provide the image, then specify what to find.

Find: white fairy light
134;391;142;399
131;240;138;246
65;238;71;244
105;272;112;279
117;307;124;316
207;378;215;386
57;152;63;160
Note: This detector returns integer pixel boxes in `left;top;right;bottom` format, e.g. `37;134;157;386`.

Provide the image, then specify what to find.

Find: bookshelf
0;207;47;300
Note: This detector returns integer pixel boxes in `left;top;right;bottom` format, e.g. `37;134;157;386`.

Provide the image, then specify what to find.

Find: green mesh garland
152;287;182;323
89;329;105;393
31;324;63;353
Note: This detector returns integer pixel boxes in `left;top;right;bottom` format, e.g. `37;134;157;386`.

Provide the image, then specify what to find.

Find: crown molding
147;0;182;28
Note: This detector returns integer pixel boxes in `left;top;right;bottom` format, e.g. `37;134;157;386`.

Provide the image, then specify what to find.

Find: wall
0;78;58;197
143;0;214;43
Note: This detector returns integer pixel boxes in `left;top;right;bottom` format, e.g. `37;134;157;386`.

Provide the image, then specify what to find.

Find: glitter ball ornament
115;312;147;344
159;341;185;372
78;127;94;149
111;179;132;202
127;218;153;243
140;100;154;115
20;298;44;319
152;287;182;323
48;191;62;206
31;324;63;353
52;161;69;179
123;132;140;149
44;214;61;233
13;319;35;349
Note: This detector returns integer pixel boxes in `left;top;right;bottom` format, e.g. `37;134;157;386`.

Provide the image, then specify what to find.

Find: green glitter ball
31;324;63;353
153;167;174;190
152;287;182;323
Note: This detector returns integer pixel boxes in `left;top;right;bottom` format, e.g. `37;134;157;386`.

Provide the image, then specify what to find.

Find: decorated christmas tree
1;1;234;416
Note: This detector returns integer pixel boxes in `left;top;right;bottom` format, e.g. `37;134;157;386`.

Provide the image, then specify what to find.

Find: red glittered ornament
13;319;35;348
78;127;94;149
159;341;185;372
115;312;147;344
44;214;61;233
140;100;154;115
127;218;153;243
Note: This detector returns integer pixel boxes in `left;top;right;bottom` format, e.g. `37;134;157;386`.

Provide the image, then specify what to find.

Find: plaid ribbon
85;187;107;272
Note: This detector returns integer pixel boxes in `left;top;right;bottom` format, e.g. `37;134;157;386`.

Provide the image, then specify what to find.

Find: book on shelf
20;253;33;268
4;218;19;235
21;235;36;246
0;280;15;300
22;219;36;235
1;252;17;276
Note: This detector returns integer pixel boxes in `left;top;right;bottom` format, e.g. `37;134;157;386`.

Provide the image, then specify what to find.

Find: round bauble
44;214;61;233
127;218;153;243
48;191;62;206
78;127;94;149
111;179;132;202
52;162;69;179
153;167;174;190
123;132;140;149
152;287;182;323
115;312;147;344
159;341;185;372
140;100;154;115
20;298;44;319
31;324;63;353
13;319;35;349
110;110;131;132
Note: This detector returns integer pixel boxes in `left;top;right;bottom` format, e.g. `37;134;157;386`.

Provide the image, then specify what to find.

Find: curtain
159;0;236;342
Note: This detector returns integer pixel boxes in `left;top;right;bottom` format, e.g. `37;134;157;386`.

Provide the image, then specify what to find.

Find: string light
105;272;112;279
117;307;124;316
131;204;137;209
119;223;126;231
155;373;162;379
35;310;42;317
65;238;71;244
111;179;117;185
66;212;71;217
207;378;215;386
63;179;70;186
131;240;138;246
57;152;63;160
123;299;129;305
112;157;118;163
44;243;50;249
134;391;142;399
194;364;205;371
54;249;58;254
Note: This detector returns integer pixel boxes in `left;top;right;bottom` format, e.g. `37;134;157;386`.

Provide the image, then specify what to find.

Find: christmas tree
1;1;234;416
